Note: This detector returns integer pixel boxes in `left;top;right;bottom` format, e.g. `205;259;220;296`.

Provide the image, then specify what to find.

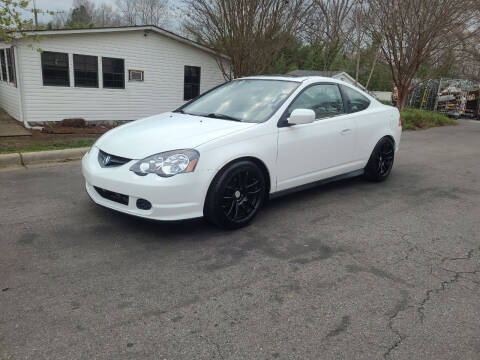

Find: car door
276;83;358;191
340;85;379;163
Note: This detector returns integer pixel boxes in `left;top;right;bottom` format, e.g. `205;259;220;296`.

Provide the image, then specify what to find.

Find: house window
102;57;124;89
74;54;98;88
184;66;201;101
41;51;70;86
6;48;16;85
0;50;6;81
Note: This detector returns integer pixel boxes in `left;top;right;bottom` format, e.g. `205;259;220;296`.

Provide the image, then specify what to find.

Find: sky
26;0;181;31
29;0;118;22
35;0;118;12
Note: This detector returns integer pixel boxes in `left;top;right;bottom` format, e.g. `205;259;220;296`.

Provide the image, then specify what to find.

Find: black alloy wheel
364;137;395;182
204;161;266;229
378;141;395;176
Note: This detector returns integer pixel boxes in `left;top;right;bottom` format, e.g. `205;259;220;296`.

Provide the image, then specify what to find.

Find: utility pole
33;0;39;29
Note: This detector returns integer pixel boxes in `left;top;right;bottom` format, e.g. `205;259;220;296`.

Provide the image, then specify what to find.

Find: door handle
341;129;352;135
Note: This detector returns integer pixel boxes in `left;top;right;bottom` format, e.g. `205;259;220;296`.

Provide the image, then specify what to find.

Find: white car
82;76;401;229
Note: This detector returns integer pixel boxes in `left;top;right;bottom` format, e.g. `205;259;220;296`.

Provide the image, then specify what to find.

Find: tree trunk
354;10;361;85
365;47;380;90
396;84;410;110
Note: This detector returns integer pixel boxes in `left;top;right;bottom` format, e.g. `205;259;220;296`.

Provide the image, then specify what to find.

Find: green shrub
400;109;455;130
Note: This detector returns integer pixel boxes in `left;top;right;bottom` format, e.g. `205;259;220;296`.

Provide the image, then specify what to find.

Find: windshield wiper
206;113;242;122
174;109;201;117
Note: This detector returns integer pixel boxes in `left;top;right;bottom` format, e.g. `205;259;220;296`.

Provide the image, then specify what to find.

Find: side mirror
288;109;315;126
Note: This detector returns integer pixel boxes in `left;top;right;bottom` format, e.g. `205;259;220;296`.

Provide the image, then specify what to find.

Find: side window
41;51;70;86
0;50;7;81
342;85;370;113
74;54;98;88
288;84;345;120
6;48;15;84
102;57;125;89
184;66;201;101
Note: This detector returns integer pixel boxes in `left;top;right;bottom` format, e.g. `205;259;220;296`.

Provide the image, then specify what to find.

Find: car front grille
94;186;129;206
98;149;131;168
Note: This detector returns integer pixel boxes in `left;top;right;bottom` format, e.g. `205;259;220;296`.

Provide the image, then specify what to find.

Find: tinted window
6;48;15;84
74;54;98;88
288;84;345;119
0;50;6;81
180;79;299;123
342;85;370;113
184;66;201;101
102;57;124;89
41;51;70;86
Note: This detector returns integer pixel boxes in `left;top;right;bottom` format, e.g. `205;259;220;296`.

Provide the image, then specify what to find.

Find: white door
276;83;357;191
340;84;379;162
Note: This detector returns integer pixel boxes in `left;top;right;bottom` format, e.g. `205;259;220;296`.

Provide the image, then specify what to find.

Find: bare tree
183;0;312;79
306;0;356;71
116;0;138;25
94;3;122;27
353;1;366;84
116;0;169;26
363;0;478;109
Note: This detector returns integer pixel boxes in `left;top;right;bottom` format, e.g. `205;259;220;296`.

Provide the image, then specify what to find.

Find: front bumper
82;147;210;221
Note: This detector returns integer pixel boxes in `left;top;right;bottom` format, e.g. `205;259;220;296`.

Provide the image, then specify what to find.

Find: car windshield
177;79;300;123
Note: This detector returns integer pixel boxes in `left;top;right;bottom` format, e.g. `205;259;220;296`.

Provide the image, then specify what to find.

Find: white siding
0;45;21;121
18;31;226;123
372;91;392;102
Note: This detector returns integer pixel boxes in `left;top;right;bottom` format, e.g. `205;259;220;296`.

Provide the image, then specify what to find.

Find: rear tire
204;161;266;229
364;137;395;182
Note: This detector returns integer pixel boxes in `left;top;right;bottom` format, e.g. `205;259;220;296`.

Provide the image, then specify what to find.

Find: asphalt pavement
1;121;480;360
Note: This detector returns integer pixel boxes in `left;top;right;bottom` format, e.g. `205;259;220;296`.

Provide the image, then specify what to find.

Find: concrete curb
0;147;90;169
0;153;22;168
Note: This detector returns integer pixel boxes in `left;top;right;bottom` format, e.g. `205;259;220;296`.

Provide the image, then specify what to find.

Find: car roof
235;75;377;101
237;75;345;84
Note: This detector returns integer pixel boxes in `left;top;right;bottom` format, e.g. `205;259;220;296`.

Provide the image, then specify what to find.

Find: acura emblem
103;155;111;166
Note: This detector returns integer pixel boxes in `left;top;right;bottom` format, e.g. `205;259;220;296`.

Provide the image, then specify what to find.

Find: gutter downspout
14;44;42;131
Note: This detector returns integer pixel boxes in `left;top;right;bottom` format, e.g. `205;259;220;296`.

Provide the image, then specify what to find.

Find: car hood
95;112;257;159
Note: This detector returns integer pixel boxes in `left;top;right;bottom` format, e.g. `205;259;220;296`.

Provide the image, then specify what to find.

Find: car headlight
129;149;200;177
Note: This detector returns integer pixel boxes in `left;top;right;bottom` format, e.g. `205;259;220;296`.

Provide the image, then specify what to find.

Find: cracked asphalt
1;120;480;360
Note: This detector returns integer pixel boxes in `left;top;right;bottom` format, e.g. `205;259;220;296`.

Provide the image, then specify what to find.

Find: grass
400;108;455;130
0;138;95;154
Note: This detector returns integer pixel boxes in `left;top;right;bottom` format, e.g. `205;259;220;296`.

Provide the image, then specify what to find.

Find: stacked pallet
436;86;465;116
465;88;480;118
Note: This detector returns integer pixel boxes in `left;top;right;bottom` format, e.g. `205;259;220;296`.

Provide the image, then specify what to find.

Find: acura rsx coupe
82;76;401;229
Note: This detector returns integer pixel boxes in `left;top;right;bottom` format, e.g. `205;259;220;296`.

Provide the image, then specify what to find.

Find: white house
0;26;228;126
287;70;368;92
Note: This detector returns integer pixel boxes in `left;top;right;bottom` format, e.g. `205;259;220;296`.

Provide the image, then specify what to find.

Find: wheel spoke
233;202;240;220
226;200;235;216
245;180;259;189
220;168;264;222
375;141;395;176
246;188;261;195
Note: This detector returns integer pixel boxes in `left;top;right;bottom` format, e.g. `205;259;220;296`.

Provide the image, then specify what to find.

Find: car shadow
264;175;370;211
87;202;224;240
85;175;372;239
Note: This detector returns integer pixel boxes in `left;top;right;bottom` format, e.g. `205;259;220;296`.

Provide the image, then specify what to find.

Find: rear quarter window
342;85;371;113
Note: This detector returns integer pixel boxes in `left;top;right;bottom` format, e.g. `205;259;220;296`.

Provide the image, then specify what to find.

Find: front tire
204;161;266;229
364;137;395;182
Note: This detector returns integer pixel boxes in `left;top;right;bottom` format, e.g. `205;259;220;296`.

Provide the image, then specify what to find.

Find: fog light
136;199;152;210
